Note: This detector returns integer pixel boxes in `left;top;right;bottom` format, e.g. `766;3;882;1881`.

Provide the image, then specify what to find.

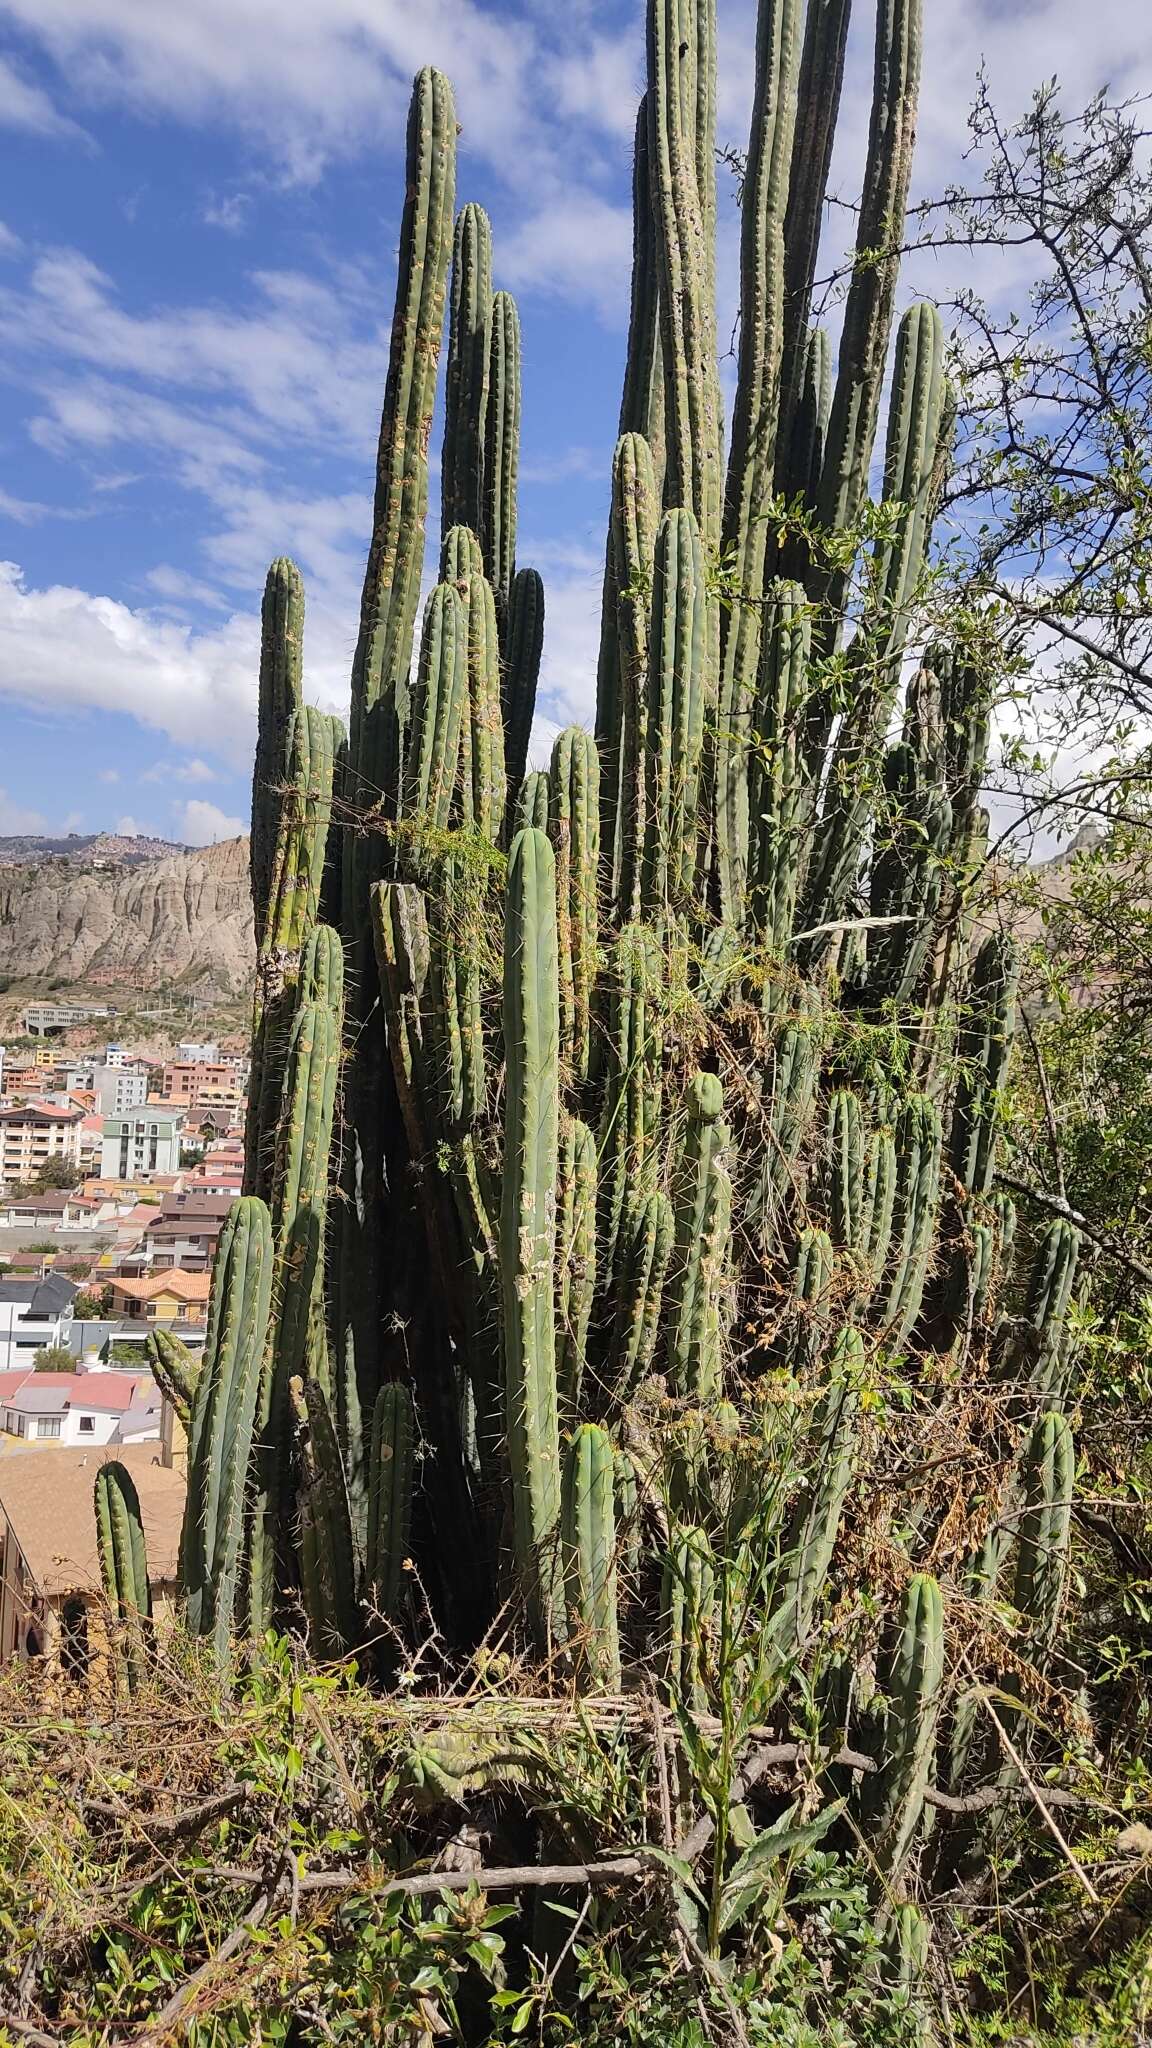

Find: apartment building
161;1062;240;1113
100;1108;184;1180
0;1104;83;1191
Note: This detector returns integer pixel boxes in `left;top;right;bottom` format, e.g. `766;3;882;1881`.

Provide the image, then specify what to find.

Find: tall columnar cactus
561;1423;621;1689
442;203;492;541
183;1197;274;1663
549;729;600;1081
1001;1217;1081;1399
1013;1411;1074;1649
774;1327;862;1650
667;1072;732;1401
156;1;1060;1887
366;1383;416;1620
640;507;707;914
608;1188;675;1400
500;828;563;1639
872;1571;944;1879
251;556;304;949
556;1117;597;1416
94;1461;151;1694
503;567;545;794
483;290;521;632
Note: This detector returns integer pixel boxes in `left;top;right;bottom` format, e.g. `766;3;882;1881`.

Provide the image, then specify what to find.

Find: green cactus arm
463;570;508;843
366;1383;416;1619
668;1071;733;1399
94;1460;151;1694
776;0;852;464
483;290;521;632
251;557;304;947
872;1570;944;1879
347;66;456;807
715;0;803;922
182;1196;274;1661
442;203;493;541
503;567;545;795
561;1424;622;1690
646;0;722;545
640;507;707;913
294;1376;361;1656
600;432;658;918
400;582;469;833
815;0;923;617
145;1327;199;1427
774;1326;862;1649
609;1188;676;1401
1013;1410;1074;1647
619;95;665;473
748;581;812;950
500;827;563;1640
549;728;601;1082
556;1117;598;1419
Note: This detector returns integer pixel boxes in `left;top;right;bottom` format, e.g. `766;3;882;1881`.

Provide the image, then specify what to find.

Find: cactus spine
366;1384;416;1619
873;1571;945;1878
1013;1411;1074;1647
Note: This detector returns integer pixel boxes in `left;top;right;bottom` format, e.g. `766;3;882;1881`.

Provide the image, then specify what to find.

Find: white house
0;1364;160;1447
100;1108;184;1180
0;1272;77;1371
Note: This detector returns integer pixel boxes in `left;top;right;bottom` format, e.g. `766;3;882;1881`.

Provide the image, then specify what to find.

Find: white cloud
502;193;633;326
0;52;89;143
178;797;245;845
115;813;155;836
0;558;260;763
0;788;47;833
98;767;120;783
0;220;22;255
141;756;218;785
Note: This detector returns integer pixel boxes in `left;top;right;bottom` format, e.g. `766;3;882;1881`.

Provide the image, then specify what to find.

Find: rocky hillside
0;831;183;868
0;836;254;997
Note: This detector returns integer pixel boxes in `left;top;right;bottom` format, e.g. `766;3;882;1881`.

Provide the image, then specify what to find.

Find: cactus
824;1090;865;1252
875;1094;942;1345
442;203;492;542
483;290;521;632
872;1571;945;1879
366;1383;416;1620
608;1188;675;1400
774;1328;861;1650
503;567;545;795
662;1524;717;1717
1013;1411;1074;1648
1000;1217;1081;1399
556;1118;597;1417
561;1424;621;1689
549;729;600;1081
667;1072;732;1401
94;1461;150;1693
949;935;1019;1198
183;1198;274;1662
500;828;563;1640
640;507;707;913
145;1328;198;1427
153;12;1070;1888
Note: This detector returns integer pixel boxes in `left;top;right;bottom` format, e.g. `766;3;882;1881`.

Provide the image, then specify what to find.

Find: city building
0;1272;77;1369
0;1104;83;1191
23;1004;114;1037
160;1062;240;1113
0;1443;185;1668
176;1041;219;1064
100;1108;184;1180
93;1065;150;1116
106;1270;211;1325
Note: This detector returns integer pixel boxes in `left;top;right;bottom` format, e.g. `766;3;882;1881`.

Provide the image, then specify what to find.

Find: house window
36;1417;61;1439
78;1415;95;1434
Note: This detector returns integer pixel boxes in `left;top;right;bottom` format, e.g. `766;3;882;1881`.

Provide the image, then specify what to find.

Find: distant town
0;1004;248;1658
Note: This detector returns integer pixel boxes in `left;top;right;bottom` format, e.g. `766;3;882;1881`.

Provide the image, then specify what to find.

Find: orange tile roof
109;1270;211;1304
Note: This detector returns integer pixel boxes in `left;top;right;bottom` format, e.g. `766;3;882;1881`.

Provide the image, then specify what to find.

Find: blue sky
0;0;1144;846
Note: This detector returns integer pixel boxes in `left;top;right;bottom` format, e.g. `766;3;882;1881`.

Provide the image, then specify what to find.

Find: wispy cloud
177;797;244;844
0;51;91;144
